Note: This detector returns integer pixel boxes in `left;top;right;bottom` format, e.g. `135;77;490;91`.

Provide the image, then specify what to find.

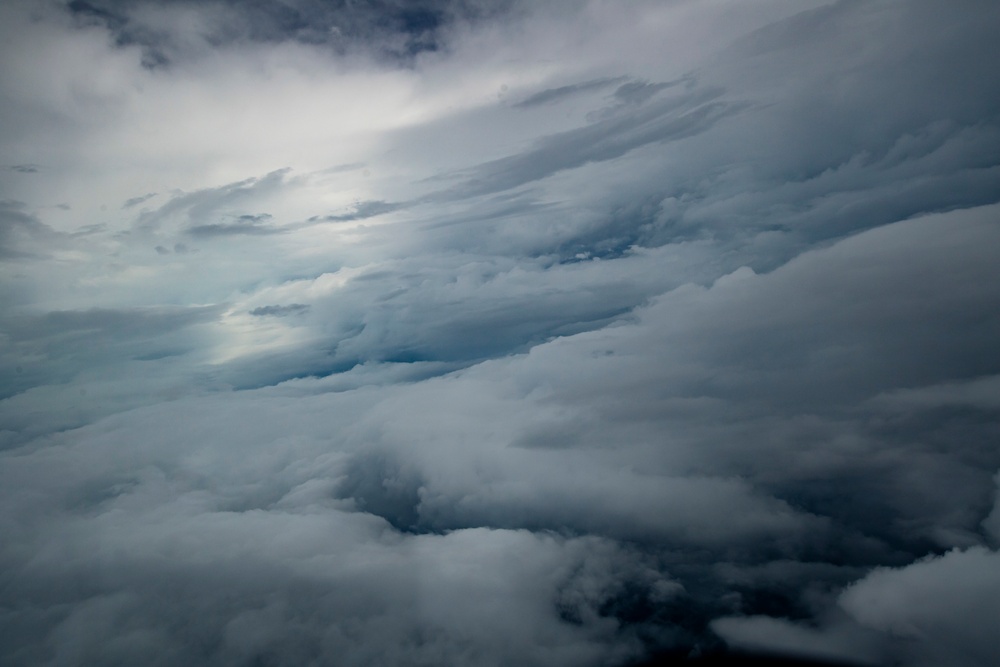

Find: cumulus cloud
1;0;999;665
840;546;1000;667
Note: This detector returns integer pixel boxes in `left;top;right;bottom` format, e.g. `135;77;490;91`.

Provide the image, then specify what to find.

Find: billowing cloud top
2;1;1000;666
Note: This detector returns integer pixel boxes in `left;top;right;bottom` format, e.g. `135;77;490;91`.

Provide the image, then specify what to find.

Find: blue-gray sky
2;1;1000;666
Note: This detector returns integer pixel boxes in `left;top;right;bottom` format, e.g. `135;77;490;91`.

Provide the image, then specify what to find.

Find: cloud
122;192;157;208
1;1;999;665
840;546;1000;667
249;303;309;317
716;506;1000;667
427;85;748;202
0;200;58;259
316;199;403;222
513;76;627;109
0;305;223;443
710;615;884;666
63;0;522;66
187;218;282;237
6;201;998;661
137;171;289;231
0;385;674;665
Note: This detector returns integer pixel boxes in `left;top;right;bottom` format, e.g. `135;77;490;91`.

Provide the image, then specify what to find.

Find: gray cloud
6;203;996;662
123;192;157;208
2;1;1000;665
840;546;1000;667
0;305;223;435
324;205;1000;545
137;170;289;232
64;0;522;66
188;218;281;237
0;200;57;259
428;86;747;202
513;76;628;109
315;199;402;222
249;303;309;317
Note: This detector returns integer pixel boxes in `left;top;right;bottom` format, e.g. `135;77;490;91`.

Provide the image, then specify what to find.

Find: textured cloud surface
2;1;1000;665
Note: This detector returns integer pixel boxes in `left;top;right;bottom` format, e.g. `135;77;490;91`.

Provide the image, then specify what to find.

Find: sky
2;1;1000;665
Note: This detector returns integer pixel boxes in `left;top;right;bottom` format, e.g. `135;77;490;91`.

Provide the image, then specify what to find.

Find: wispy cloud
512;76;628;109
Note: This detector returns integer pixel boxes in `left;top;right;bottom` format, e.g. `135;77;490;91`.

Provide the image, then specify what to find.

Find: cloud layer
2;1;1000;665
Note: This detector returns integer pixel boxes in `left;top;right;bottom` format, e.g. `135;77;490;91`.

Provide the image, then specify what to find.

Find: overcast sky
2;1;1000;666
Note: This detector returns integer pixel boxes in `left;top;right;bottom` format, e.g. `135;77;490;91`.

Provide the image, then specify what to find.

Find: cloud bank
2;1;1000;665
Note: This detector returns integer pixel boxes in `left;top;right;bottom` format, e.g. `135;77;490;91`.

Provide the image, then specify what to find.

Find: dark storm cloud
4;205;997;664
3;1;1000;666
517;0;1000;271
328;207;1000;548
9;164;39;174
716;541;1000;666
63;0;520;64
715;0;1000;180
315;207;1000;663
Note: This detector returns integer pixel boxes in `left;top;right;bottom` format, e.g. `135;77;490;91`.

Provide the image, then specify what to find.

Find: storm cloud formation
2;1;1000;665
